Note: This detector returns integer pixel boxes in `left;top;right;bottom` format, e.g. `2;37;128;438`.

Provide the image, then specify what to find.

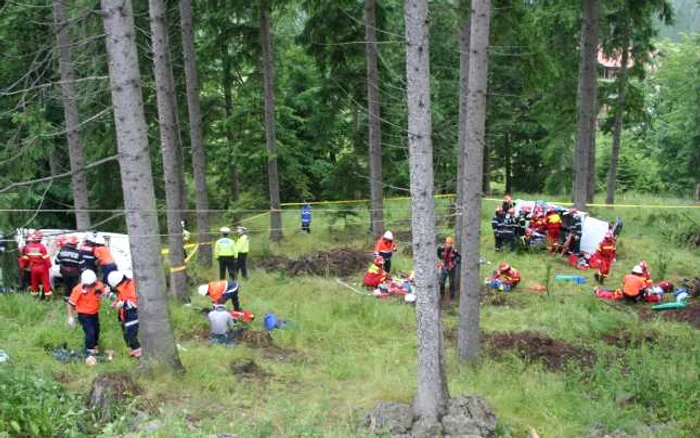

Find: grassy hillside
1;196;699;437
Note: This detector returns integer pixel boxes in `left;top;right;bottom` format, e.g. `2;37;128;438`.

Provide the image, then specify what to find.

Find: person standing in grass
594;231;616;285
235;227;249;280
300;201;312;233
374;231;397;273
66;269;105;357
107;271;141;358
215;227;237;280
437;236;461;301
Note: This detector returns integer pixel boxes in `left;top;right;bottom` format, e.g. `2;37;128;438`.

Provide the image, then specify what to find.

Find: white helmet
107;271;126;288
632;265;643;275
198;284;209;296
220;227;231;234
383;230;394;240
81;269;97;285
92;234;106;245
236;227;246;235
404;293;417;303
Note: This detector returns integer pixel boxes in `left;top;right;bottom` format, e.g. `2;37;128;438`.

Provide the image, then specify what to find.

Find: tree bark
405;0;448;423
455;7;470;251
458;0;491;360
53;0;91;231
573;0;599;210
605;26;630;205
504;133;512;195
167;41;188;221
180;0;212;264
366;0;384;238
260;0;282;243
149;0;187;301
221;39;240;203
101;0;183;371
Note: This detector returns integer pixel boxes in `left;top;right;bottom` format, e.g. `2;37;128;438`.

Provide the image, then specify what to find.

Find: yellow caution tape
184;244;199;264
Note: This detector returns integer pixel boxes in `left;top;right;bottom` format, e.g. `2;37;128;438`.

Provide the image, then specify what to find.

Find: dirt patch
258;345;307;362
637;301;700;330
229;358;270;379
239;330;274;348
177;324;210;342
256;248;371;277
483;331;596;371
601;330;658;348
53;370;75;384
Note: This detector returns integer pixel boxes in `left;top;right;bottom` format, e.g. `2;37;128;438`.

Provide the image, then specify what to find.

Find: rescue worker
490;262;521;289
501;208;518;250
300;201;312;233
181;220;191;258
106;271;141;358
208;304;235;344
501;194;514;212
437;236;462;301
235;227;249;280
21;231;52;298
594;232;617;284
491;208;505;251
198;280;241;311
17;243;29;290
214;227;237;281
374;231;397;273
621;265;648;303
363;256;388;288
515;208;529;248
78;235;98;273
92;235;118;284
66;269;105;356
545;209;562;253
55;235;84;297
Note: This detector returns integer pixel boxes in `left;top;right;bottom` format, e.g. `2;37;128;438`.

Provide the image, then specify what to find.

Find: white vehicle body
15;229;133;284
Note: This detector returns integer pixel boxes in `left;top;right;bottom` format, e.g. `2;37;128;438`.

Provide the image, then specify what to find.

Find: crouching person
198;280;241;311
66;270;105;357
208;304;236;344
107;271;141;358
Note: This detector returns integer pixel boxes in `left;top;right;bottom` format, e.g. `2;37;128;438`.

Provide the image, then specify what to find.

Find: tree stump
87;372;141;423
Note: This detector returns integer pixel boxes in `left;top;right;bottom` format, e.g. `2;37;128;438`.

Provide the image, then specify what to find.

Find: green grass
1;197;699;437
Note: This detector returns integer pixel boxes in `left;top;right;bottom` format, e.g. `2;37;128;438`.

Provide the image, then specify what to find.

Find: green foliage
0;365;84;437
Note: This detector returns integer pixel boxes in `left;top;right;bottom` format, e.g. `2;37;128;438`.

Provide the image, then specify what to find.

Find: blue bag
264;312;279;331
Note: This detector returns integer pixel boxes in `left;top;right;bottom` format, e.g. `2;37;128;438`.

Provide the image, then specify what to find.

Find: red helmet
639;260;648;271
604;231;614;240
503;195;512;203
29;231;42;242
507;208;515;215
374;256;385;266
445;236;454;245
65;235;79;245
56;235;67;248
495;207;504;214
498;262;511;273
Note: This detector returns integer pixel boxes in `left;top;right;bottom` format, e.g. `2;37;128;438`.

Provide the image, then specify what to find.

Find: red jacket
597;239;616;259
363;264;387;288
22;242;50;268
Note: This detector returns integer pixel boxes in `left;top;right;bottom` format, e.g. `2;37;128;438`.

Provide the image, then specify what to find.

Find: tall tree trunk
167;42;188;221
504;133;512;195
260;0;282;243
53;0;91;231
149;0;187;301
366;0;384;237
587;132;596;202
405;0;448;423
482;140;490;195
221;39;240;203
458;0;491;360
454;6;471;296
573;0;599;210
455;7;470;250
605;26;630;205
101;0;183;371
180;0;212;264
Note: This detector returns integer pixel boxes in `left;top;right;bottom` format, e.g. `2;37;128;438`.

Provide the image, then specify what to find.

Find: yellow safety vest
215;238;237;258
236;235;249;254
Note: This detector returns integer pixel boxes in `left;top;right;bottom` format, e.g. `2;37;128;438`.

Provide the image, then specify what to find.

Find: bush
0;366;84;437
